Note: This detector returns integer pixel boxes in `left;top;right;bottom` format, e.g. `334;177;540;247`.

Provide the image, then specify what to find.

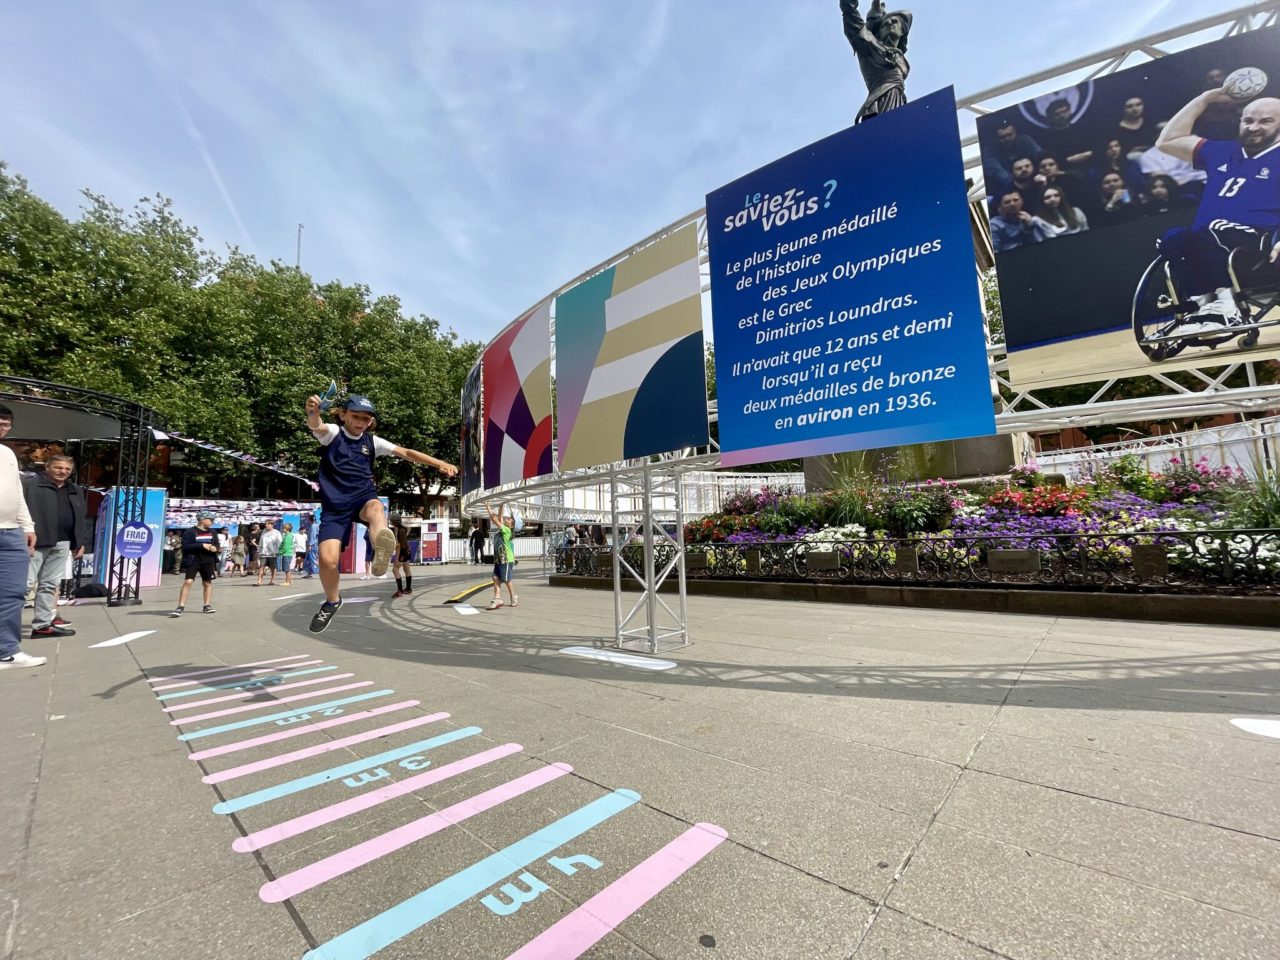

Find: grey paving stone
890;824;1280;960
938;770;1280;922
969;731;1280;839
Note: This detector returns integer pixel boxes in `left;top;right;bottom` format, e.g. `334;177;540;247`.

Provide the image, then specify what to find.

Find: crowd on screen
986;68;1244;253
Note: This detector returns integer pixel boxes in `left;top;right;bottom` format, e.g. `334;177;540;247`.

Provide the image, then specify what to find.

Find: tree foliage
0;163;481;498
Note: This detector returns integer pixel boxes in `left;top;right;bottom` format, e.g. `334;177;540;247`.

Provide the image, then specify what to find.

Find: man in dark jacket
22;454;87;638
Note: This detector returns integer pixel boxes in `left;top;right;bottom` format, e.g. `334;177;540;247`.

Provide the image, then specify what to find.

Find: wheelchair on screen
1131;234;1280;362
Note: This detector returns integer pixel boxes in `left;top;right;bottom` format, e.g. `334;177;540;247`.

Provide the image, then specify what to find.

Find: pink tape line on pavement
147;655;311;685
152;660;324;692
233;742;523;853
186;701;421;761
203;712;450;784
169;681;373;725
504;823;729;960
259;760;571;902
163;674;354;713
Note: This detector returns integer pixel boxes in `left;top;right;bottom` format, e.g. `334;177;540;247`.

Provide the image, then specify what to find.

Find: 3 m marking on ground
212;726;483;814
503;823;728;960
203;712;450;784
260;762;573;901
232;742;523;852
300;789;641;960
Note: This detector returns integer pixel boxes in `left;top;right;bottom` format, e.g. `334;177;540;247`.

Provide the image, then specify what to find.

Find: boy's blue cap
343;395;377;414
197;510;215;520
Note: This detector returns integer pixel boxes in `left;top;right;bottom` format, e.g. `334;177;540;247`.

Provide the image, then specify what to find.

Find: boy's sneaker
53;615;72;626
391;589;406;598
0;652;47;670
511;596;519;607
202;605;216;614
170;606;184;618
370;528;397;578
486;598;504;610
309;598;343;634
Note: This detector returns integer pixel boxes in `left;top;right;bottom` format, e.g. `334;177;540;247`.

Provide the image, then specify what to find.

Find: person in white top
255;520;283;586
0;404;46;670
293;527;308;575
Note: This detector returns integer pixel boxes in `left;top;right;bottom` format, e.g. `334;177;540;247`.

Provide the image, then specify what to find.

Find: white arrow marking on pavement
90;631;157;649
560;646;676;671
1231;718;1280;740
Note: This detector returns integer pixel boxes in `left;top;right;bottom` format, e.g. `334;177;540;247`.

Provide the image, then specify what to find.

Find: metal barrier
556;530;1279;595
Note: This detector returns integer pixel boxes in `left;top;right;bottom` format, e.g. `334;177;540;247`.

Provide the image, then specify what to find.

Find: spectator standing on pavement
469;523;485;564
293;525;308;576
163;531;181;575
256;520;281;586
229;535;246;576
391;518;413;598
0;404;45;670
244;522;261;576
279;522;295;587
22;454;86;639
170;512;222;617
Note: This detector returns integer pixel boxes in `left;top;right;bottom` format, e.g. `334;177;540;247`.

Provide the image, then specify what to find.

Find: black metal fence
552;530;1280;594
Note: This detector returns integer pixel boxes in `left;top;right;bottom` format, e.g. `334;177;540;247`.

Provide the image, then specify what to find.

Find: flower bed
677;458;1280;589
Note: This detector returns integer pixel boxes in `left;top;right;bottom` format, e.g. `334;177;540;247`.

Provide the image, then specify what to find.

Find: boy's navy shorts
317;497;375;548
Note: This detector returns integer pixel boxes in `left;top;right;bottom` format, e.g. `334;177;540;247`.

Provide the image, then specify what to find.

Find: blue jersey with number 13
1192;139;1280;231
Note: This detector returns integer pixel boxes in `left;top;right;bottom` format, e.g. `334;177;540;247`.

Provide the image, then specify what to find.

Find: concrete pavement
3;564;1278;959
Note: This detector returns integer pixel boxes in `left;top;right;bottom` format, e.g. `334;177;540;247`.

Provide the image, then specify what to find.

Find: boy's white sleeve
312;423;338;444
372;436;397;457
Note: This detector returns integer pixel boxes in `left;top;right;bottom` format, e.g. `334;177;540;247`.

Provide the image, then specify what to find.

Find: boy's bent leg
360;500;397;578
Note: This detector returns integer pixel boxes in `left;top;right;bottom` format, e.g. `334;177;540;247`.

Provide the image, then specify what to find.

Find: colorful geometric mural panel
482;301;552;488
554;223;707;472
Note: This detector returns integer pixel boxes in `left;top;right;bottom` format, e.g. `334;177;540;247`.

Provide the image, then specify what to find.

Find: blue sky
0;0;1250;343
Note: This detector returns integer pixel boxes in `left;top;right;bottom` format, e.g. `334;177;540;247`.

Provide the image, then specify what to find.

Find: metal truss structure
463;2;1280;650
0;376;164;606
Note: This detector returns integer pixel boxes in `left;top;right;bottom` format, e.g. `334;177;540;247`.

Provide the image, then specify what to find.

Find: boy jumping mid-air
305;394;456;633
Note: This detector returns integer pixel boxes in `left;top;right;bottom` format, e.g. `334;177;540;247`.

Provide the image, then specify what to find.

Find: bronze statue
840;0;913;122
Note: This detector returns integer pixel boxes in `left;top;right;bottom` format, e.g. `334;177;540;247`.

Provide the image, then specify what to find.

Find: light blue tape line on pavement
156;666;338;701
176;691;394;742
303;788;641;960
212;726;483;815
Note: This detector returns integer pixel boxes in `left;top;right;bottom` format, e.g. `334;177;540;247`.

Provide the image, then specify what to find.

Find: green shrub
1228;470;1280;528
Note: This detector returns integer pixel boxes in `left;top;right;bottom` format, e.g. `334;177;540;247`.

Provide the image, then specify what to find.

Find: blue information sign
115;521;153;559
707;87;995;467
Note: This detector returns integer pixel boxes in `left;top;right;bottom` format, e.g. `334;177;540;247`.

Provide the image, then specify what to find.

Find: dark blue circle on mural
115;522;153;559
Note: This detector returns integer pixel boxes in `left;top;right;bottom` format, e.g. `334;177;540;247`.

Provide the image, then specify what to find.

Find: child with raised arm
305;393;457;633
485;502;518;610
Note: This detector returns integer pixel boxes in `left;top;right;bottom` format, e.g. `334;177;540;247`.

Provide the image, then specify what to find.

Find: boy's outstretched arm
390;445;458;477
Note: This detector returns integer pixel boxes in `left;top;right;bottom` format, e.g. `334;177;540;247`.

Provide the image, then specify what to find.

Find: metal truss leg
611;466;689;654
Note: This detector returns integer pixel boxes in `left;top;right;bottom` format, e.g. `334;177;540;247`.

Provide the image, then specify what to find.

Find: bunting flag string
154;430;319;491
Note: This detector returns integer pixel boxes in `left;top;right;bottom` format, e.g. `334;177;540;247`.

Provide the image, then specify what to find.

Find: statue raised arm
839;0;913;123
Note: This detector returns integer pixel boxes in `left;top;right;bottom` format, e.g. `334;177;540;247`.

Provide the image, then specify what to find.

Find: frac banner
707;87;994;468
